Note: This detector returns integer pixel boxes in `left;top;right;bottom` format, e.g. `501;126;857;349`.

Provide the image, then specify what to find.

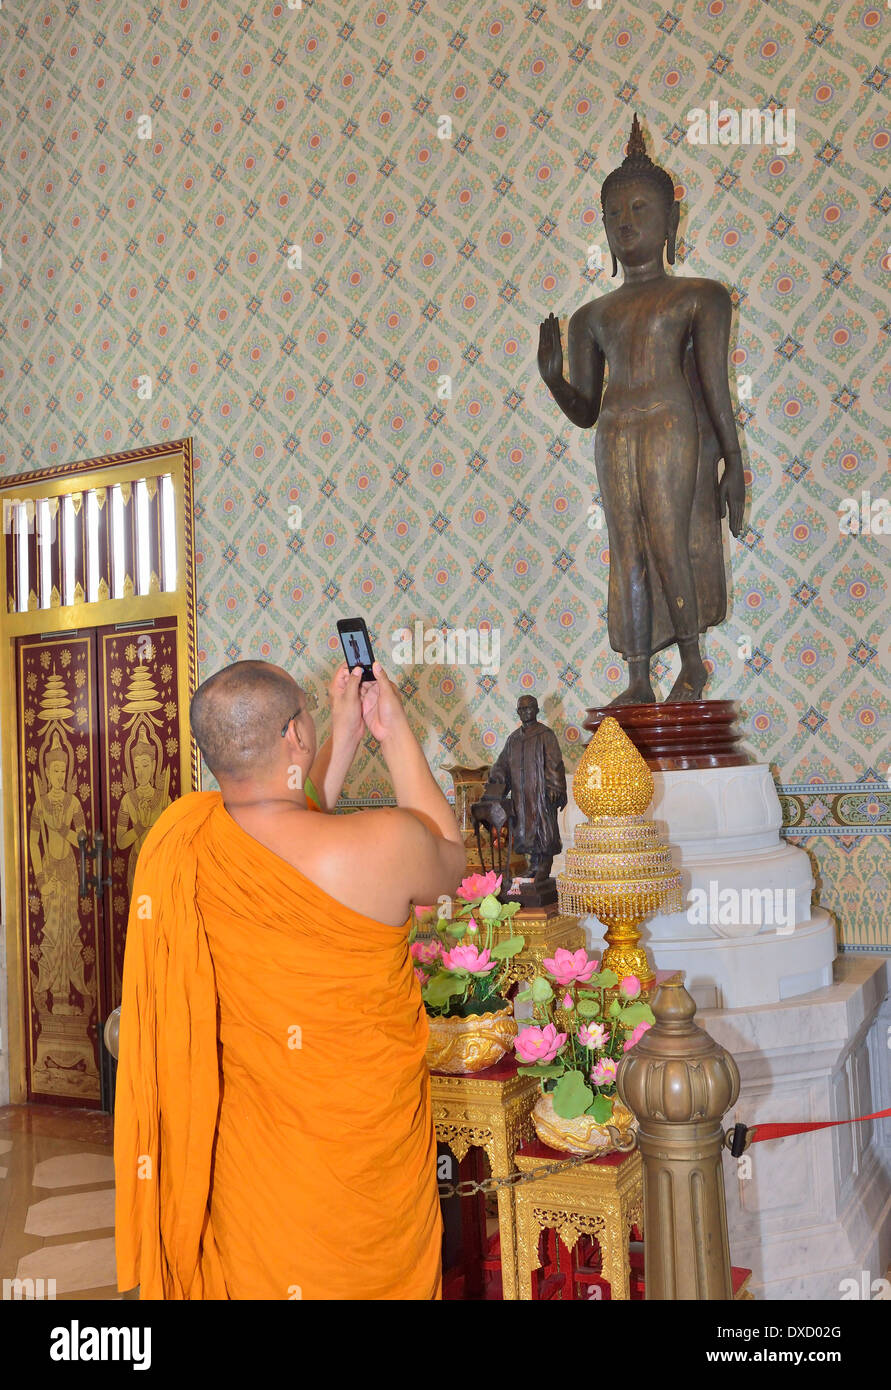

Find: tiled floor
0;1103;132;1300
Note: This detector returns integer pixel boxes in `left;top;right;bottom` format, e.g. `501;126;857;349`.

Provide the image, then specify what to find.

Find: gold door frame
1;439;200;1104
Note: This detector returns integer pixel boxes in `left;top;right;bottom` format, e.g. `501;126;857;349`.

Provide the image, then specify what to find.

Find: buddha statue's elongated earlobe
666;202;680;266
611;250;618;278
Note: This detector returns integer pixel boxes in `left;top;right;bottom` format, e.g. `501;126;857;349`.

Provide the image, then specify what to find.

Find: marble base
557;762;837;1010
703;955;891;1300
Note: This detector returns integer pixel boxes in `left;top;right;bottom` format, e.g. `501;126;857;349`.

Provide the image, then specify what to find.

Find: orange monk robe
114;789;442;1299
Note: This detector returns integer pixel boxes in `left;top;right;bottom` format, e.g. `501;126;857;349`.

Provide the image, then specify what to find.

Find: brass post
617;978;740;1299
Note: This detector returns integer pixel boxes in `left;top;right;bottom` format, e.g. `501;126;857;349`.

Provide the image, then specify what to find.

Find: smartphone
337;617;376;683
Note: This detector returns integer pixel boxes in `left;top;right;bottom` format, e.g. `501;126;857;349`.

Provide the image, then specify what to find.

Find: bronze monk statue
538;114;746;705
472;695;567;904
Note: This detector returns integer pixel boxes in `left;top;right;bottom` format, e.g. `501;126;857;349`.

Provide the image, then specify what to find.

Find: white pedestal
704;956;891;1300
555;759;889;1300
556;762;836;1009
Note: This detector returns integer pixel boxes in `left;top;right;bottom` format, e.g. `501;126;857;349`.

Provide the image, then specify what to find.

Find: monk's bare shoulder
315;806;427;873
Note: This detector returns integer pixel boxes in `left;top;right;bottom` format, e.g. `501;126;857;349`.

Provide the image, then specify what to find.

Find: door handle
77;831;90;898
93;830;113;893
77;830;112;898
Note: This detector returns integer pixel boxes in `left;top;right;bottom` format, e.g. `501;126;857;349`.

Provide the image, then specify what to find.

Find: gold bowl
425;1005;517;1075
531;1091;637;1155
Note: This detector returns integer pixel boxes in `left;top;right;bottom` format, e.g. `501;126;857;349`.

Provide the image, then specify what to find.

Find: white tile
32;1153;115;1188
16;1237;117;1294
25;1187;115;1236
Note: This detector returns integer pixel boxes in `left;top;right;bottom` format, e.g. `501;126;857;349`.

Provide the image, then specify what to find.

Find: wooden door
14;618;186;1104
1;439;199;1108
15;632;104;1104
95;617;183;1008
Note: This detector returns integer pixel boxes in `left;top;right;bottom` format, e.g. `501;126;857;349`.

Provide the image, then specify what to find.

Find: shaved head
190;660;301;781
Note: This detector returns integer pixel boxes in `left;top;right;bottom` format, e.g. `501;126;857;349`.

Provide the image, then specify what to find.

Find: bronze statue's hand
718;457;746;537
537;312;564;387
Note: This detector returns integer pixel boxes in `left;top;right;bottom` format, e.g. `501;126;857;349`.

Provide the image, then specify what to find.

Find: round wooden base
582;699;750;771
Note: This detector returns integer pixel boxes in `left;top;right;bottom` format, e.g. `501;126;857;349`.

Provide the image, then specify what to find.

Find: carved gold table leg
513;1145;643;1300
430;1061;538;1301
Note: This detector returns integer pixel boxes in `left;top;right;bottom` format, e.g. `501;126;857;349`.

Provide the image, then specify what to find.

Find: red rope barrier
749;1107;891;1144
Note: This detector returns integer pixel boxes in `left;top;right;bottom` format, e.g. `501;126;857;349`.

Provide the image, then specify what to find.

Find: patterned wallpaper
0;0;887;947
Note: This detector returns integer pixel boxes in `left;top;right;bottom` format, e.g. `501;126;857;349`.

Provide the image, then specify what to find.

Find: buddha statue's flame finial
627;111;647;159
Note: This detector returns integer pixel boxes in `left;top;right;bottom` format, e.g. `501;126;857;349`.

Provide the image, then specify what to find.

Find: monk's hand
718;455;746;538
330;662;364;750
360;661;409;745
537;312;564;388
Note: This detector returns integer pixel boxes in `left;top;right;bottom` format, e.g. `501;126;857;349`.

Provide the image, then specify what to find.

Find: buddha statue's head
601;113;680;277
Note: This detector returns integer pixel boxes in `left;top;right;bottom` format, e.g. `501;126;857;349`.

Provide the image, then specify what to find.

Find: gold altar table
512;1140;644;1300
430;1059;539;1300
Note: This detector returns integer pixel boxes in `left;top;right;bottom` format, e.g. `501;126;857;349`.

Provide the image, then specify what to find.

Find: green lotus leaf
585;1093;614;1124
490;934;525;959
552;1069;594;1120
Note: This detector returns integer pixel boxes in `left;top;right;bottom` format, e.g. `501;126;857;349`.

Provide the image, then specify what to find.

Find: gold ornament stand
558;717;683;989
431;1058;539;1300
512;1140;644;1300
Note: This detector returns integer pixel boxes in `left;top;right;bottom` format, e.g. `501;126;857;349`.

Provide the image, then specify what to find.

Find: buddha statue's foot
666;657;707;703
606;682;656;708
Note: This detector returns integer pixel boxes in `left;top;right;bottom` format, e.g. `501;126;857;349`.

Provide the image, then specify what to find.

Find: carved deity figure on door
28;733;91;1015
116;726;170;896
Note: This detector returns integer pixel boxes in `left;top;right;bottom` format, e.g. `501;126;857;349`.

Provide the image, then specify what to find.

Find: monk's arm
309;663;364;810
382;722;463;853
308;734;358;812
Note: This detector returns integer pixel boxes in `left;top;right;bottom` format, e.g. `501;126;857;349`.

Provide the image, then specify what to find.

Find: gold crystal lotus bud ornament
573;714;654;818
558;717;683;987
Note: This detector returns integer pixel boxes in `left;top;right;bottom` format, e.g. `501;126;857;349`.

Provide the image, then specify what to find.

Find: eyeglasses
280;709;301;738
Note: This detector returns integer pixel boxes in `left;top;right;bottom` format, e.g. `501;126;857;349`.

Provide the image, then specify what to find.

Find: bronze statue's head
601;113;679;277
517;695;539;725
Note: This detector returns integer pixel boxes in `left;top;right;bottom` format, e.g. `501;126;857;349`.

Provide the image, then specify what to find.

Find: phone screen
337;620;375;681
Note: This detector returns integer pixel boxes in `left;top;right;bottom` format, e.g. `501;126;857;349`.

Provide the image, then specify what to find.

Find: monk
114;658;465;1299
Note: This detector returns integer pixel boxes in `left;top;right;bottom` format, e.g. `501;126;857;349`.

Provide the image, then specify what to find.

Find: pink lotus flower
514;1023;567;1066
543;947;599;987
413;967;427;986
441;943;494;975
457;870;502;901
467;917;479;935
562;992;574;1009
410;939;442;966
578;1023;610;1050
590;1056;618;1086
619;975;641;999
623;1021;652;1052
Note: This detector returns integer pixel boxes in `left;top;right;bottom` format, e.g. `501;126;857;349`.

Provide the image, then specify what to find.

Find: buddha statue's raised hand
537;312;564;388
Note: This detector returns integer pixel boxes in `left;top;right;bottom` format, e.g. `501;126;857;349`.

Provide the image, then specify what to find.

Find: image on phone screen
337;620;375;679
